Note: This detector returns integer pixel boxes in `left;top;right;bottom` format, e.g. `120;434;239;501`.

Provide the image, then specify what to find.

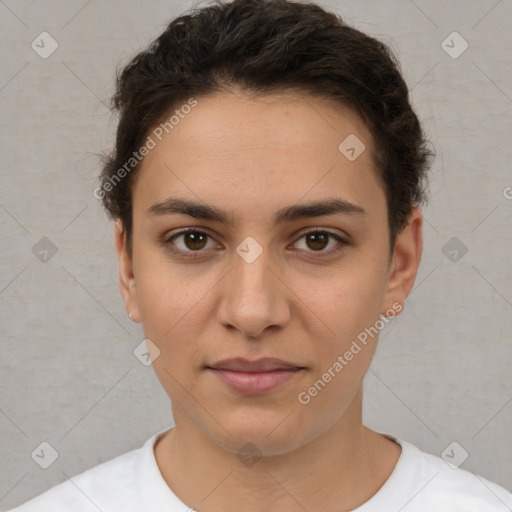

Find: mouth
205;357;306;395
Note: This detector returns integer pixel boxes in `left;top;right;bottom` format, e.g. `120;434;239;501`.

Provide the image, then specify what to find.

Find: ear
114;219;141;323
382;208;423;316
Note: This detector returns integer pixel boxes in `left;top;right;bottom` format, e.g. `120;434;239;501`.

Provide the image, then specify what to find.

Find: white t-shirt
9;427;512;511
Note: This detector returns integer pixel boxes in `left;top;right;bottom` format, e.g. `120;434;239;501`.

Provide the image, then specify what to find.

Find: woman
11;0;512;510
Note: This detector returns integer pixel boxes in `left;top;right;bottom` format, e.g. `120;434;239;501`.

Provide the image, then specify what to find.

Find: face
116;90;422;455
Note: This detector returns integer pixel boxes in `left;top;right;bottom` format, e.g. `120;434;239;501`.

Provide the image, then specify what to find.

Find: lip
206;357;305;395
208;357;303;372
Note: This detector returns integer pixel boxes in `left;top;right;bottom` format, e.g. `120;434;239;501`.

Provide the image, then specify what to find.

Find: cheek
134;241;198;320
133;249;220;372
304;259;388;346
138;274;206;345
137;267;207;397
294;266;388;412
295;275;385;416
133;249;186;341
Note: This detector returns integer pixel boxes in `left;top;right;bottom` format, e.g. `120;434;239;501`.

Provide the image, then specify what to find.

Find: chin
206;408;309;457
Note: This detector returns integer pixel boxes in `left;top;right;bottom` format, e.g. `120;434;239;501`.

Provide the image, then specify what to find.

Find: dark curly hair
97;0;433;256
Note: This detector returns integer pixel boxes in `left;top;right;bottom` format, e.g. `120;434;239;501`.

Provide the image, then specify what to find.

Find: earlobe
382;208;423;315
114;219;141;323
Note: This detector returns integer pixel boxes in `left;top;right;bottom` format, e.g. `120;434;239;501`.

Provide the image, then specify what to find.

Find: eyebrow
146;197;366;227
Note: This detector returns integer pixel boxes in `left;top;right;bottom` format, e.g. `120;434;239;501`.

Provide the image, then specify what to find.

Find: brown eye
165;228;218;258
292;230;348;257
305;231;329;251
181;231;209;250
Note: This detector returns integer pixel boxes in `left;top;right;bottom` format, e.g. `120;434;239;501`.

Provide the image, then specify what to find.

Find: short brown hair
99;0;433;254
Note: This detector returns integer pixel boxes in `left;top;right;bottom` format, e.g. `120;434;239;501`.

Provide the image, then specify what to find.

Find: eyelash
163;228;349;260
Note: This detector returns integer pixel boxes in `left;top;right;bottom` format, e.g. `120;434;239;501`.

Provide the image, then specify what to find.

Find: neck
154;389;401;512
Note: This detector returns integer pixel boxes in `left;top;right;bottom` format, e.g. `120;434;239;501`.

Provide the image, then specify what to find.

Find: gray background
1;0;511;509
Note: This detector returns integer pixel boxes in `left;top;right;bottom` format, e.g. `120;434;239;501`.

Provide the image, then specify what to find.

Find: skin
115;89;423;512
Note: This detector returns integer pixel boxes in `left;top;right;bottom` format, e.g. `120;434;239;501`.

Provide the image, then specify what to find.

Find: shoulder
8;444;143;512
392;437;512;510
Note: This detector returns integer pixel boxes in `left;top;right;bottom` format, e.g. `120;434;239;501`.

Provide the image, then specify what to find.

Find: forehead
132;91;386;227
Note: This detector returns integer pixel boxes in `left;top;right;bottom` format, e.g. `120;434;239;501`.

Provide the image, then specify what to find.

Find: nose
217;247;291;339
